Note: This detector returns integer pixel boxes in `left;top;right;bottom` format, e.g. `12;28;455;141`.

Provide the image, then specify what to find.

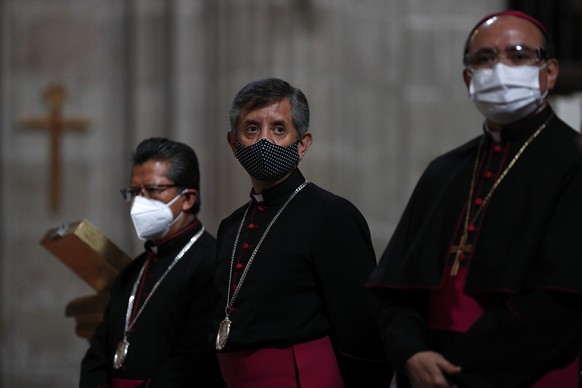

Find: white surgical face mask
130;191;185;241
469;63;547;125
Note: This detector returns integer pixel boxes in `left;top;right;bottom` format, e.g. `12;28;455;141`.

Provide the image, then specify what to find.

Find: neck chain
450;115;553;276
113;226;205;369
215;180;308;350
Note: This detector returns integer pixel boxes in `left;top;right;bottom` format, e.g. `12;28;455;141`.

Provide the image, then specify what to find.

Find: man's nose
255;127;274;142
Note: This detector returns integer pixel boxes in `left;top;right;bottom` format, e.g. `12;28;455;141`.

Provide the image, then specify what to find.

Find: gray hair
229;78;310;139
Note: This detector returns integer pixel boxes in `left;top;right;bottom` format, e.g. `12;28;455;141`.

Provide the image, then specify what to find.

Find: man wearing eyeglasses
368;11;582;387
80;138;224;387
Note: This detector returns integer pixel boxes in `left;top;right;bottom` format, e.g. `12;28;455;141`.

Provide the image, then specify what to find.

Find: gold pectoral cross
449;232;472;276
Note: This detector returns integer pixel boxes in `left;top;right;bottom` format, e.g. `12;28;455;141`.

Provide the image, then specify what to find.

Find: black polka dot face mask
235;138;300;182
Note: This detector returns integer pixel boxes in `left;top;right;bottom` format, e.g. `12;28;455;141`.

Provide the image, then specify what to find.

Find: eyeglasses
465;45;547;70
120;184;178;202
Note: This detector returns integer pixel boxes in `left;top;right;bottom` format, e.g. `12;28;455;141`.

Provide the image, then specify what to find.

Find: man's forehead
242;98;285;111
472;10;548;36
239;99;290;119
131;160;169;177
469;15;544;49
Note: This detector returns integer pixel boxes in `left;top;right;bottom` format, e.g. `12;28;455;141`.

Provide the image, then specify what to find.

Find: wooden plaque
40;219;131;292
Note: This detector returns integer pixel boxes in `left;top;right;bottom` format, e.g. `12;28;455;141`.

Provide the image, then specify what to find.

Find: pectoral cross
449;232;472;276
18;84;90;213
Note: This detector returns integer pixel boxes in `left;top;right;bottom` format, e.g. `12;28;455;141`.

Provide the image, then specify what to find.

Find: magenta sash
531;357;579;387
110;378;145;388
217;336;344;388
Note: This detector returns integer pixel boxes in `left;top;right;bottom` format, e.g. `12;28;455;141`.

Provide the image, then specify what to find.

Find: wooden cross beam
18;84;90;213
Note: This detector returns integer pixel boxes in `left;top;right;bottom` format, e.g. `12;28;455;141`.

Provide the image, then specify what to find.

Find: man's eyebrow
240;118;260;125
272;119;288;126
239;117;289;127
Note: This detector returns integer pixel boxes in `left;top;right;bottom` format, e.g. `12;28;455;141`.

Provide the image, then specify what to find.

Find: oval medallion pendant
113;338;130;369
215;317;231;350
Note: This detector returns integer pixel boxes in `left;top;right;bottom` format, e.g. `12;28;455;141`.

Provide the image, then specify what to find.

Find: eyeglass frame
119;184;182;202
464;44;547;70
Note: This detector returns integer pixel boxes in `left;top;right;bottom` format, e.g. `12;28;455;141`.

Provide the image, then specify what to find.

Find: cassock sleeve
443;290;582;387
79;280;118;388
377;291;431;374
312;197;393;387
79;304;111;387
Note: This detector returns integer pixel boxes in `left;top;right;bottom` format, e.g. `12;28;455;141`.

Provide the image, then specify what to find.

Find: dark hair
229;78;310;139
132;137;201;214
462;12;555;66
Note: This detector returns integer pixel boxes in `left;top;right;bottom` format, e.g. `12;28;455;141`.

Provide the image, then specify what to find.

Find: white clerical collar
484;124;502;143
252;193;264;202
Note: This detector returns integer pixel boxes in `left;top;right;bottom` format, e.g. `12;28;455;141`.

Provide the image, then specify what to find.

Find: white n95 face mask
469;63;547;124
130;191;184;241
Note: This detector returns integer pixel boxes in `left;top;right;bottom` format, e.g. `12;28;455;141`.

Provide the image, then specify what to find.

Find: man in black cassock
367;11;582;388
212;78;392;387
80;138;224;387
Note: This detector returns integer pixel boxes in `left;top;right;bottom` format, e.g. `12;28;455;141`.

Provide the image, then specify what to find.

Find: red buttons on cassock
484;170;493;179
467;224;476;232
258;205;266;211
242;242;250;249
493;144;503;152
248;223;256;229
474;198;483;206
236;263;244;270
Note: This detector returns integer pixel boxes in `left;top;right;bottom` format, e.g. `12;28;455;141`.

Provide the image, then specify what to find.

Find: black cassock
80;221;224;387
368;106;582;387
213;169;392;387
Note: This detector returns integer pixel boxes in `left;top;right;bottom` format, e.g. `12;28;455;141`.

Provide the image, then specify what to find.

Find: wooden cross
449;232;472;276
19;84;90;213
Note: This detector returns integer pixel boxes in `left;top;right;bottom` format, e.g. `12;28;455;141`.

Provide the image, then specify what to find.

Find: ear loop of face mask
167;188;188;224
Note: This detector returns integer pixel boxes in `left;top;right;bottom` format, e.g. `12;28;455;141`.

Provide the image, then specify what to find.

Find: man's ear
181;189;199;213
543;58;559;92
298;133;313;160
